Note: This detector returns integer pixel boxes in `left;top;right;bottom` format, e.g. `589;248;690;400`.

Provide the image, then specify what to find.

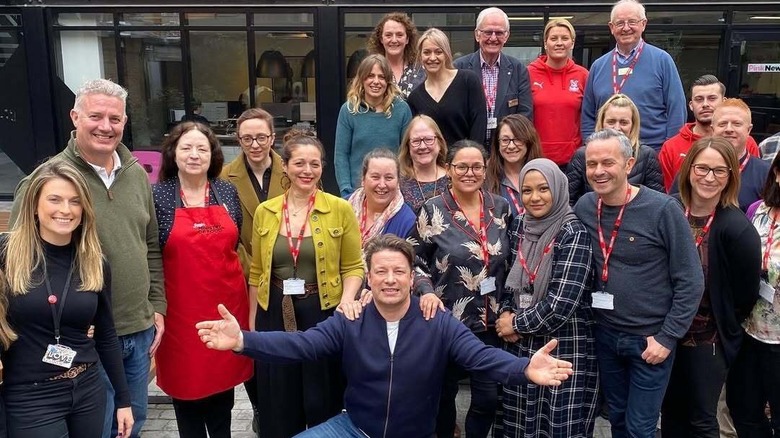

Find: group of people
0;0;778;438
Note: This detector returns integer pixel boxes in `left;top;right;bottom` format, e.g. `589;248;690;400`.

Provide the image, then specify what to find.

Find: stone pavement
143;378;616;437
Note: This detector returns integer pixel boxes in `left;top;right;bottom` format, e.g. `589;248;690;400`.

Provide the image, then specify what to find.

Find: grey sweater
574;186;704;349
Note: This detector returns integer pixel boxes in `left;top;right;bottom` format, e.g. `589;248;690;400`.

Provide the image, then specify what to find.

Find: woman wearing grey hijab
495;158;599;437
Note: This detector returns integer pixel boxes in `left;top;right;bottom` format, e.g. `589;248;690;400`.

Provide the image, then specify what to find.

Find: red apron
156;183;253;400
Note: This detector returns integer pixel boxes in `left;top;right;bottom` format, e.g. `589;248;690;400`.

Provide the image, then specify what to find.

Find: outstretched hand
196;304;244;352
524;339;573;386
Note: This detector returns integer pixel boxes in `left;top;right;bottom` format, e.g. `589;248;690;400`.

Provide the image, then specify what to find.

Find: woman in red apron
152;121;252;438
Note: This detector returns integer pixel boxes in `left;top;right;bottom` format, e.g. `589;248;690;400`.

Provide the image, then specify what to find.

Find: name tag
516;293;533;309
592;291;615;310
508;98;519;108
480;276;497;295
760;280;775;303
42;344;76;369
618;67;633;76
487;117;497;130
283;278;305;295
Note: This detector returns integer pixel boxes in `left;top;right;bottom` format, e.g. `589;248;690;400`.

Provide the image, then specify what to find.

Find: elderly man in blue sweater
196;234;573;438
581;0;686;150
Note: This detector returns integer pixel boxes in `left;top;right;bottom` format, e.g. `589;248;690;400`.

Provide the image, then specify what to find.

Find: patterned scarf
348;188;406;247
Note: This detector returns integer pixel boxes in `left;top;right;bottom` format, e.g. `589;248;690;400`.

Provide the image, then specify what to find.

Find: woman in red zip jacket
527;19;588;168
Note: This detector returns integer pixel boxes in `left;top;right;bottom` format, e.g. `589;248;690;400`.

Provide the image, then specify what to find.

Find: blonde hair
596;94;641;157
417;28;454;70
544;18;576;41
0;271;18;349
399;115;448;178
346;54;400;118
5;160;104;294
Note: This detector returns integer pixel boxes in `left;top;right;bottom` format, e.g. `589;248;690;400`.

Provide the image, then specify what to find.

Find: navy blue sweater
241;296;529;438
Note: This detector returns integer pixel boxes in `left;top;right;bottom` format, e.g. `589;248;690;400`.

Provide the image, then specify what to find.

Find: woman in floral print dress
411;139;511;438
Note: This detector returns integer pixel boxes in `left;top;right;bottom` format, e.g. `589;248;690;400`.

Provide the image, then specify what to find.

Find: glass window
0;29;30;195
56;13;114;26
121;30;184;151
121;13;180;27
54;30;118;92
253;13;313;27
648;11;725;25
733;11;780;25
737;39;780;140
344;13;391;28
412;13;475;27
547;12;609;26
0;14;22;26
505;28;543;66
186;13;244;27
645;30;721;92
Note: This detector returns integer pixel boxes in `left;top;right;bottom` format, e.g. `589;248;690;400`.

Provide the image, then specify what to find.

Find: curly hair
367;12;419;66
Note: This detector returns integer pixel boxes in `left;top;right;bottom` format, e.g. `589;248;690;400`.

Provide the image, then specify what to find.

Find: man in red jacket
659;74;760;192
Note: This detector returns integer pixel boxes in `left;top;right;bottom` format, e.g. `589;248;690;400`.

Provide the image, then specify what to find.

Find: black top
2;240;130;407
244;154;273;204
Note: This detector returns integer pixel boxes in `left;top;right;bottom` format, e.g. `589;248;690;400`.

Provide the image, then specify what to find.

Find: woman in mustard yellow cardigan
248;129;364;438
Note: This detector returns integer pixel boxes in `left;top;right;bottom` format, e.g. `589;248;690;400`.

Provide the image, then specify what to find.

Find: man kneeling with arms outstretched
196;234;573;438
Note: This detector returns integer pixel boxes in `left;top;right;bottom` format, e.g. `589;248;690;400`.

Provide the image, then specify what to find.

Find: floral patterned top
396;63;426;99
747;202;780;343
400;175;448;215
411;189;512;333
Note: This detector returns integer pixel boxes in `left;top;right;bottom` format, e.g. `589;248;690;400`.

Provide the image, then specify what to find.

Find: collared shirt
615;39;644;63
243;154;273;203
87;150;122;189
480;52;501;143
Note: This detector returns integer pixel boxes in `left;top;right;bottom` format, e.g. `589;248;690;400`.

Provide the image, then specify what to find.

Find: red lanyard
483;83;497;113
282;191;317;271
516;237;555;286
451;190;490;267
685;208;716;248
611;41;644;94
596;185;632;283
506;188;525;216
763;209;778;271
179;181;210;207
739;153;750;173
359;199;373;242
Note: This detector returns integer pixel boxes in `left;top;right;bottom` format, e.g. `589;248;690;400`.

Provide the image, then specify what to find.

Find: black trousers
727;335;780;438
3;364;106;438
171;388;234;438
661;342;728;438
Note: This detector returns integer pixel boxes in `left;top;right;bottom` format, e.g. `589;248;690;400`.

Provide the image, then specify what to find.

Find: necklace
415;168;441;203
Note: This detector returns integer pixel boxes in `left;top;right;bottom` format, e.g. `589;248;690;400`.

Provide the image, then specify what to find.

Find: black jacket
566;144;664;206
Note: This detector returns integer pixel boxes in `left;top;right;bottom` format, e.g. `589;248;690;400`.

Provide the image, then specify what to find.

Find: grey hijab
506;158;578;306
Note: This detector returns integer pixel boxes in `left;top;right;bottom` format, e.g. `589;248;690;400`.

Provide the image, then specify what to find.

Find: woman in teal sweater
335;54;412;198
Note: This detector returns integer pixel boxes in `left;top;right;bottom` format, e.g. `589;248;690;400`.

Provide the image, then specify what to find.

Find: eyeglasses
610;19;644;28
239;134;272;147
478;29;507;38
450;163;486;176
499;137;525;148
410;136;436;148
692;164;730;178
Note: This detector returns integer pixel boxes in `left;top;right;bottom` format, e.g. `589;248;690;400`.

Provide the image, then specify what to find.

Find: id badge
42;344;76;369
283;278;305;295
516;293;533;309
618;67;633;76
487;117;498;130
591;291;615;310
759;280;776;303
480;276;497;295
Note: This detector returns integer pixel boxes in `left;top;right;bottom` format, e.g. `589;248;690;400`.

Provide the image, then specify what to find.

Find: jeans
101;325;155;438
661;343;728;438
727;335;780;438
294;412;367;438
594;325;675;438
172;388;234;438
4;365;106;438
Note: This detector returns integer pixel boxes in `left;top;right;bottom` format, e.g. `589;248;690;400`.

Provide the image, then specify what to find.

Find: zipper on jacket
382;353;394;438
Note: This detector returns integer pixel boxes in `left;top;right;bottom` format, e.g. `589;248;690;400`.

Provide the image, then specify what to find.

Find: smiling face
363;63;389;106
238;118;274;166
447;147;486;195
689;147;730;205
70;93;127;162
545;25;574;62
408;120;441;168
585;138;635;201
363;157;399;209
608;3;647;52
476;12;509;60
420;39;445;75
175;129;212;178
498;124;528;166
713;106;752;154
521;170;553;218
283;144;323;194
602;105;633;137
37;177;83;246
381;20;408;59
690;83;724;126
367;249;413;309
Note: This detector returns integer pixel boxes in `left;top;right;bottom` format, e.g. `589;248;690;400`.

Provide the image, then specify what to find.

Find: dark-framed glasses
499;137;525;148
692;164;730;178
450;163;486;176
410;136;436;148
239;134;272;147
478;29;507;38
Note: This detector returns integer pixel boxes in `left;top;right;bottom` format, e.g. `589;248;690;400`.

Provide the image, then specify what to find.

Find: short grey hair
73;79;128;114
476;7;510;32
611;0;646;21
586;129;634;160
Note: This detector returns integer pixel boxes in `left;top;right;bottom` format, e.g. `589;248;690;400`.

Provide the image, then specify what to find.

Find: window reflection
0;29;29;195
54;30;118;96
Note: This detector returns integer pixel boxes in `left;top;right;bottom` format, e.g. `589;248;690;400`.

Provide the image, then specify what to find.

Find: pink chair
132;150;162;184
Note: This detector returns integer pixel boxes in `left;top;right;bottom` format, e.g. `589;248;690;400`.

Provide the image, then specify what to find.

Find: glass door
730;31;780;142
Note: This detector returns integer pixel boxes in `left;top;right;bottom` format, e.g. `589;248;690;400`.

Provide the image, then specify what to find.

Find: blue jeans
101;325;155;438
293;412;367;438
594;325;675;438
